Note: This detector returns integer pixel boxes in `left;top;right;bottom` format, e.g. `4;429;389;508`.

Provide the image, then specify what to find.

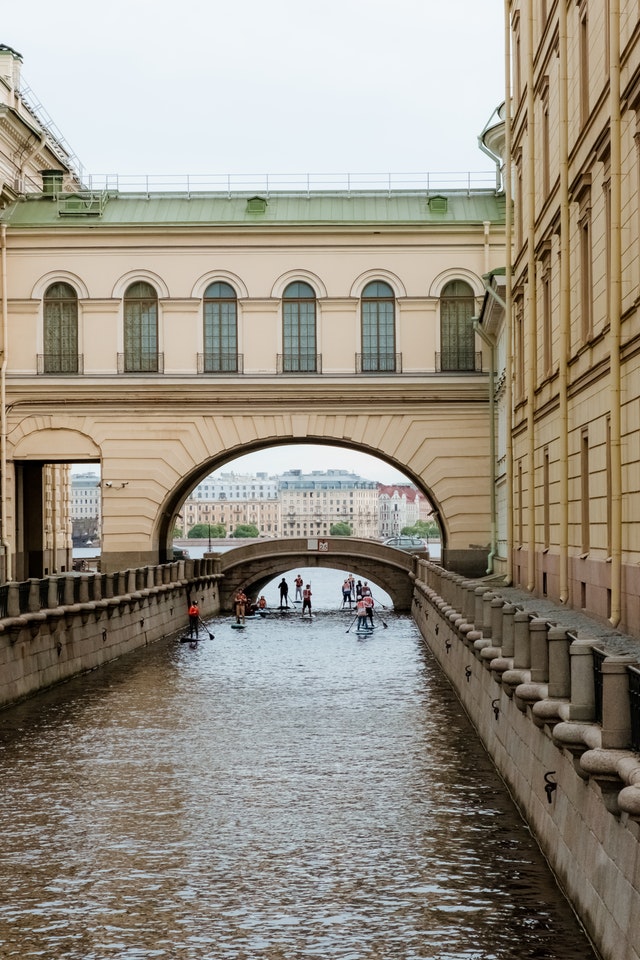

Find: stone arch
270;270;328;299
191;271;249;300
31;271;90;301
111;270;170;300
11;424;102;461
429;267;484;299
350;269;407;299
153;435;448;564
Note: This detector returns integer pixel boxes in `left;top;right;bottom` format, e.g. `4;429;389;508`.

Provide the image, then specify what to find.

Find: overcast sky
4;0;504;178
15;1;503;487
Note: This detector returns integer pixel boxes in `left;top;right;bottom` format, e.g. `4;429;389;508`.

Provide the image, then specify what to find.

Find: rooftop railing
79;170;500;198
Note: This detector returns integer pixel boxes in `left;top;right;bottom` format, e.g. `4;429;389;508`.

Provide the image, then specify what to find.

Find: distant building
279;469;379;539
378;484;424;539
71;472;101;521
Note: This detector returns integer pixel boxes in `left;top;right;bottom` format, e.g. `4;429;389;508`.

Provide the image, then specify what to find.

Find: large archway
7;380;490;577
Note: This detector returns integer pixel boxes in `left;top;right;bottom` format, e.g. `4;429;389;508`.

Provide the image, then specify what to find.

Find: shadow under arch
155;436;446;563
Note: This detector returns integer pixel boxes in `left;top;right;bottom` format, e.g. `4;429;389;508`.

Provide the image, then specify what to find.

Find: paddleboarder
363;593;374;627
188;600;200;638
341;578;352;608
302;583;312;616
278;577;290;609
294;574;304;602
233;589;247;624
355;597;369;631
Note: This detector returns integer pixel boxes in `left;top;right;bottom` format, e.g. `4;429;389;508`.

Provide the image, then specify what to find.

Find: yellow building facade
494;1;640;633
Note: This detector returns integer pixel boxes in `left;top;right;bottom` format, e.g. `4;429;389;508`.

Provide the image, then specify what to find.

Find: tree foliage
231;523;260;538
330;521;352;536
401;519;440;539
187;522;226;539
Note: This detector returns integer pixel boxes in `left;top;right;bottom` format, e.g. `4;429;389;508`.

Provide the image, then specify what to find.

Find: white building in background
378;484;424;538
70;472;101;522
189;472;279;501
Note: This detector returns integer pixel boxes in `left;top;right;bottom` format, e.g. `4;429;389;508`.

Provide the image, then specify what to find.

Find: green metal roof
1;190;506;229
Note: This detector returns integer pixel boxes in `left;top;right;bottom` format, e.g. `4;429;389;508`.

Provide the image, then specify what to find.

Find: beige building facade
484;1;640;635
0;49;505;581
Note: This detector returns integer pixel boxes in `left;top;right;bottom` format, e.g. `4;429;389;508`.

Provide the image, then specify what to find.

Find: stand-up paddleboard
231;622;246;630
179;635;200;644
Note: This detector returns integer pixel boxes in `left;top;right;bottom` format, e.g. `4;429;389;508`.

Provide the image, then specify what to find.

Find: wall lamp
103;481;129;489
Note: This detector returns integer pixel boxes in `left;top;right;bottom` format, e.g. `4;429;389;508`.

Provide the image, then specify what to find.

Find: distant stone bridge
214;537;425;611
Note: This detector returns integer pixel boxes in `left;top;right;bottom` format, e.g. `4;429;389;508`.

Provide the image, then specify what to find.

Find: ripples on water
0;570;596;959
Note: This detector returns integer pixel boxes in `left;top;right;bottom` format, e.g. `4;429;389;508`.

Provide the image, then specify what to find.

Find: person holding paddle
188;600;200;638
302;583;312;616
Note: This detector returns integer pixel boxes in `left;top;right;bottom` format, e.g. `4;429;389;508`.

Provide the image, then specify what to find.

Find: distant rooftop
2;178;506;229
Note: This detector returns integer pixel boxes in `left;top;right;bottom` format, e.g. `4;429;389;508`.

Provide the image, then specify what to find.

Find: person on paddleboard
342;578;352;607
363;593;374;627
188;600;200;638
234;590;247;624
302;584;312;616
278;578;289;609
355;597;369;631
294;574;304;602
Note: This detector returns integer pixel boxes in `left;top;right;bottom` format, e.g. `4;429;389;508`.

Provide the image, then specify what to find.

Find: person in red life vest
356;597;368;630
302;583;312;615
258;595;267;610
294;574;304;602
363;594;374;627
342;578;353;607
361;581;372;598
234;590;247;624
188;600;200;638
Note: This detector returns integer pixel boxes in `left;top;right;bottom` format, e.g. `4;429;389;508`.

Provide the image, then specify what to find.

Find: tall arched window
123;281;159;372
440;280;476;371
361;281;396;372
43;282;79;373
203;282;238;372
282;281;317;372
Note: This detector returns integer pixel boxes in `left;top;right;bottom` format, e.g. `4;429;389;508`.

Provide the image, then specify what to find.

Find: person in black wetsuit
278;577;289;609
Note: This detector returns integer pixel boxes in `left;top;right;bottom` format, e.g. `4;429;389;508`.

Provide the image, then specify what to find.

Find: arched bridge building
0;185;505;583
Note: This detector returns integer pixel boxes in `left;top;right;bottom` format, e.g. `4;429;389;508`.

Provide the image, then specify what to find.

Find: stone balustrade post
480;591;495;637
547;627;571;699
490;597;504;644
529;619;549;683
78;575;90;603
146;567;155;589
473;586;486;630
47;576;60;609
125;569;136;593
568;638;596;720
501;604;516;658
6;582;20;617
601;656;636;749
64;575;76;606
27;578;41;612
513;611;531;669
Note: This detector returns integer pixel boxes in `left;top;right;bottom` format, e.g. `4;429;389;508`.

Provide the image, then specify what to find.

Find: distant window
203;281;238;372
283;281;316;372
440;280;475;371
43;282;78;373
361;281;396;371
124;281;158;372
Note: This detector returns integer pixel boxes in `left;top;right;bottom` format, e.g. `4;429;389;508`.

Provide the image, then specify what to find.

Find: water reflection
0;570;594;959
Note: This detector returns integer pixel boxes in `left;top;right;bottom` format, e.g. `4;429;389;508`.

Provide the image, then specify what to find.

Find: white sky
4;0;505;177
18;1;503;487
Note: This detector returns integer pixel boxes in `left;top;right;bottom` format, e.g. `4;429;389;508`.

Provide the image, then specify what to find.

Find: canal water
0;569;597;960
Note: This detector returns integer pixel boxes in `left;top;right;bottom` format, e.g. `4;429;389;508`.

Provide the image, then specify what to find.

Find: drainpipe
609;0;622;627
0;223;11;581
473;314;497;575
558;0;570;603
503;0;513;587
525;0;537;593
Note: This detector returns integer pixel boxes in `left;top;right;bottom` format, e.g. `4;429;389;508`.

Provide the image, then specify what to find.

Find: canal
0;569;597;959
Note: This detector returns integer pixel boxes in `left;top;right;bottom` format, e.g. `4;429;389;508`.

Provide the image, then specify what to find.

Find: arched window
203;282;238;372
282;281;317;372
361;281;396;372
43;282;79;373
440;280;476;371
123;281;158;372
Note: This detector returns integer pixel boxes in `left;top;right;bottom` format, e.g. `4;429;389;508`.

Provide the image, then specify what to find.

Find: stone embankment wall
0;558;222;709
413;560;640;960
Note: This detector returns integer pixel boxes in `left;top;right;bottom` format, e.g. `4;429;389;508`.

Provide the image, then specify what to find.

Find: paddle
345;615;358;634
371;594;389;610
198;617;215;640
374;611;389;629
